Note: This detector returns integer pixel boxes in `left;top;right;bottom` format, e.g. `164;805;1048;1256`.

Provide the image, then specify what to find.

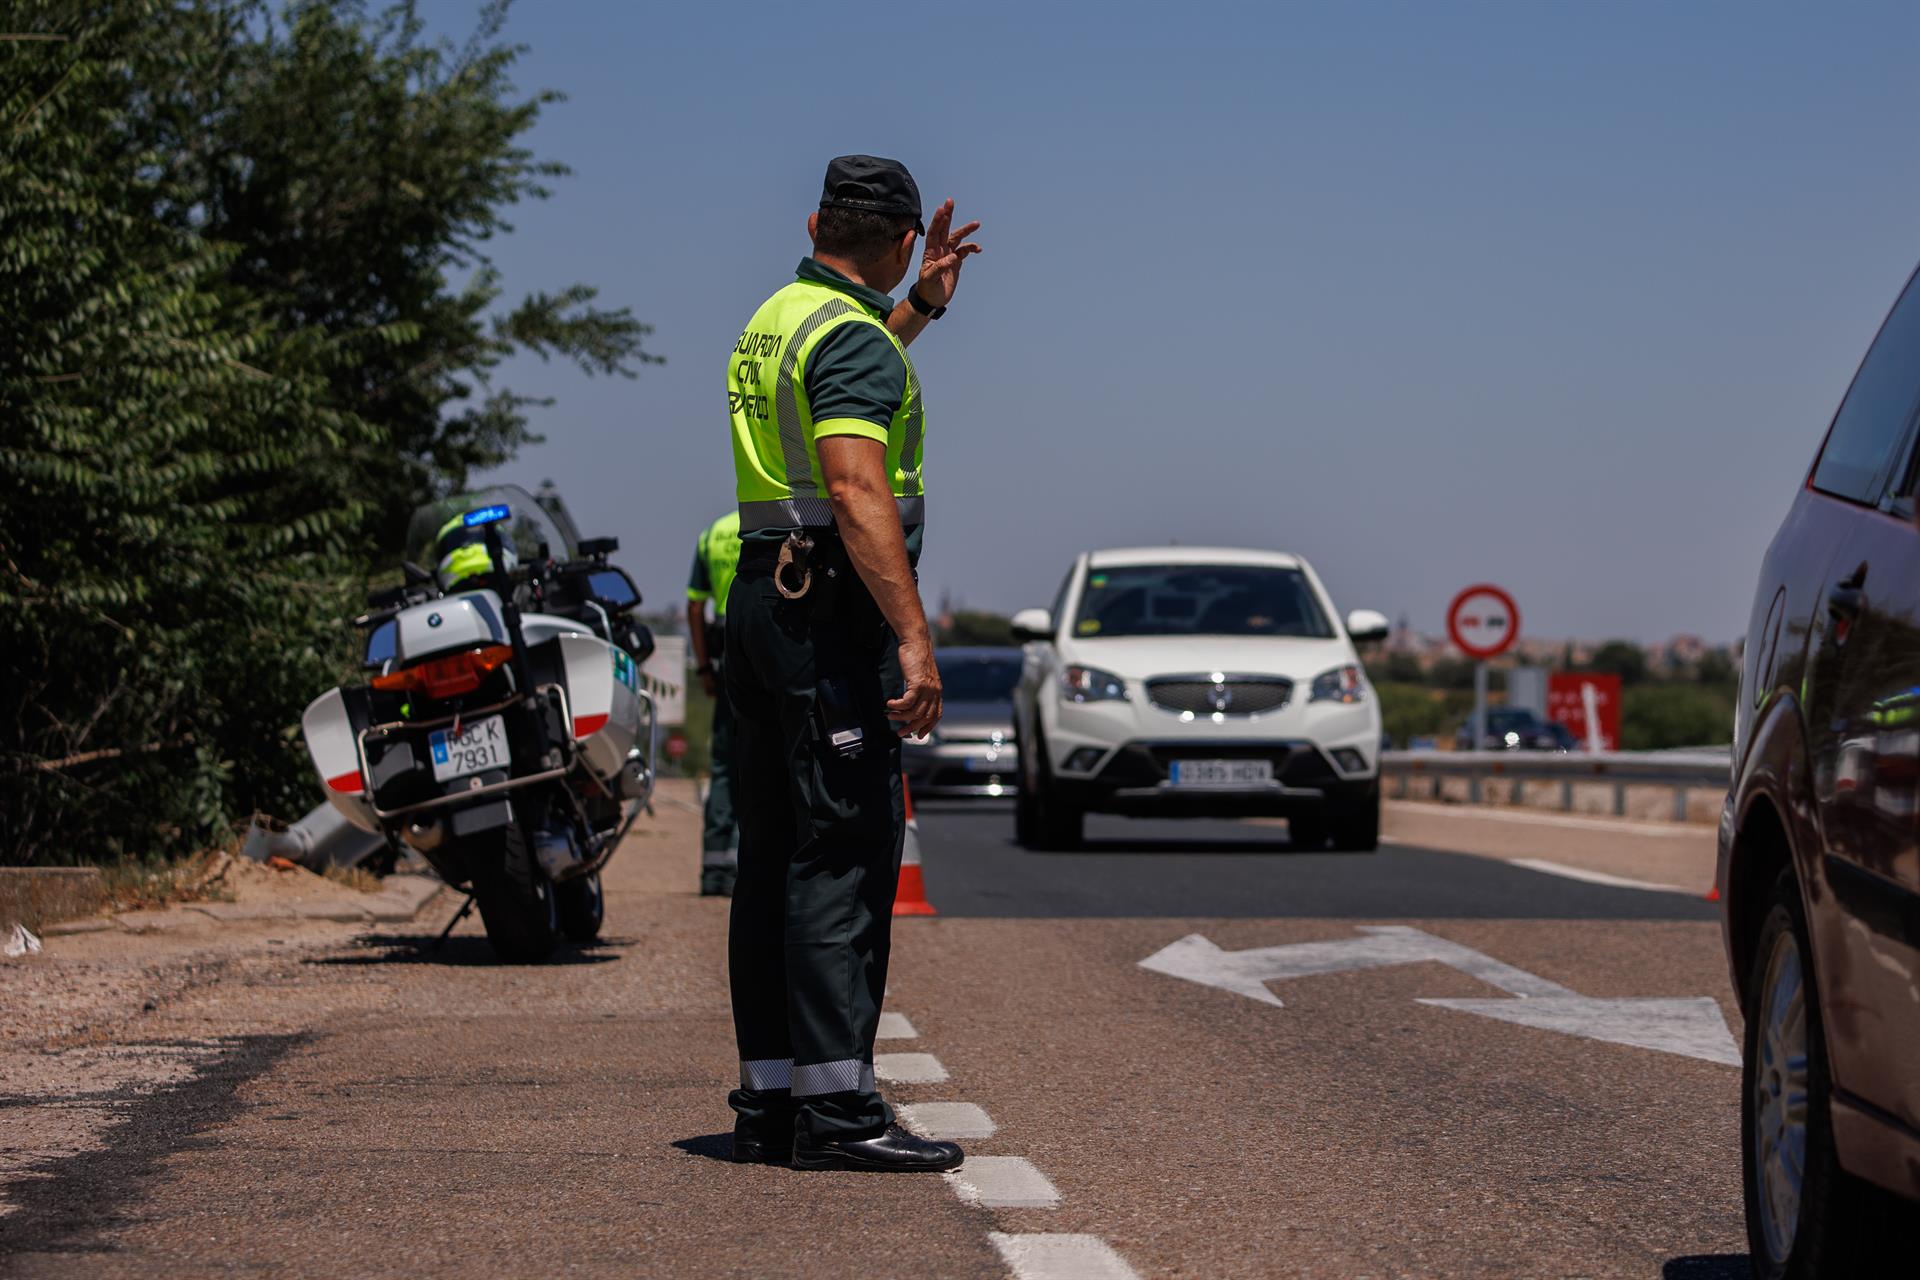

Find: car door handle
1828;562;1868;618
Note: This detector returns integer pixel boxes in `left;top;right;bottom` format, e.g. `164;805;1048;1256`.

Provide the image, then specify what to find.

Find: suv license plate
429;716;509;783
1169;759;1274;787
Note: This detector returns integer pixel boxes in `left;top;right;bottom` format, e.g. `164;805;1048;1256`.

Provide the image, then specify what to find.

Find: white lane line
946;1156;1060;1208
876;1011;918;1039
899;1101;997;1140
874;1052;948;1083
1392;801;1707;837
1507;858;1691;894
990;1234;1140;1280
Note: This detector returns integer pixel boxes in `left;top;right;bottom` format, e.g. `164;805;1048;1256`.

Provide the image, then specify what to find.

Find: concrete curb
39;874;448;938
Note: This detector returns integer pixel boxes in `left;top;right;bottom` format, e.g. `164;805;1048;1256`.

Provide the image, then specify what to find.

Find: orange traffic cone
893;776;936;917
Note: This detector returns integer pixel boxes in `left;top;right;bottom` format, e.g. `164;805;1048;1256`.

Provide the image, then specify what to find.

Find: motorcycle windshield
405;485;579;572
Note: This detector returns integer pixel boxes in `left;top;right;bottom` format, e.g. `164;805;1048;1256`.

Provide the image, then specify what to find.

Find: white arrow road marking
1418;995;1740;1065
1138;926;1738;1065
1138;924;1569;1007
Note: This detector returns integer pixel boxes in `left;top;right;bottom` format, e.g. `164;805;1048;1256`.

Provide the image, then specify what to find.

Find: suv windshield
1073;564;1333;639
939;652;1023;703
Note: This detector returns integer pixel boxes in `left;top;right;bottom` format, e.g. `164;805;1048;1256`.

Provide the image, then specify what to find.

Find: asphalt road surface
2;790;1749;1279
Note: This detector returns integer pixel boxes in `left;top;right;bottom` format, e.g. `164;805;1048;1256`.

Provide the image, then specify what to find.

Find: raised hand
913;198;982;310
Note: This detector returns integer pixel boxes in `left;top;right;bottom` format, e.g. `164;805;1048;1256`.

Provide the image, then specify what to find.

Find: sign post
1446;584;1520;750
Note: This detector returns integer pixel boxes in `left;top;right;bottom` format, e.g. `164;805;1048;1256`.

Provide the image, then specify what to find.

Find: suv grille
1146;677;1293;717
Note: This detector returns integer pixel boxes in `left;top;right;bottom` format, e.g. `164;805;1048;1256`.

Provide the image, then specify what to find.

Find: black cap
820;155;924;235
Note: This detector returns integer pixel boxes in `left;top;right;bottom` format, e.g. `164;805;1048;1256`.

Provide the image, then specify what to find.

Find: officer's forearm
886;302;930;347
687;602;709;668
820;445;929;648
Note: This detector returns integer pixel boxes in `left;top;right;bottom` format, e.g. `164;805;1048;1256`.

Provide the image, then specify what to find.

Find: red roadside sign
1548;673;1622;751
1447;584;1520;660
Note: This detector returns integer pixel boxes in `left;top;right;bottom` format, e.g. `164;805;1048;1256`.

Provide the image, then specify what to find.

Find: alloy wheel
1752;927;1809;1267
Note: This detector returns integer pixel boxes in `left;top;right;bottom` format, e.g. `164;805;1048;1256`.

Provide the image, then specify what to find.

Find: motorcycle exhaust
402;817;445;853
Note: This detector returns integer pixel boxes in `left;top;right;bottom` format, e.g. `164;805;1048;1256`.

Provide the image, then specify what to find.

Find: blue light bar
463;504;511;528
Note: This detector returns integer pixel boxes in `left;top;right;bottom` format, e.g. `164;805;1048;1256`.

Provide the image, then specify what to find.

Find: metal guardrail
1380;749;1732;821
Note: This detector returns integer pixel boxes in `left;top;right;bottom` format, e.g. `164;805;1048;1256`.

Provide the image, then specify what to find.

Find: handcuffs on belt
775;531;815;600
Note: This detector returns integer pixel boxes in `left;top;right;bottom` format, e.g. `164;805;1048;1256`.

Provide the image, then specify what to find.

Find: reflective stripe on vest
738;494;926;533
728;279;925;527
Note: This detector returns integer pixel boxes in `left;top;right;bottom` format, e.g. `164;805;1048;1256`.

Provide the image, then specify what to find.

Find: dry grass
320;864;382;894
97;849;237;913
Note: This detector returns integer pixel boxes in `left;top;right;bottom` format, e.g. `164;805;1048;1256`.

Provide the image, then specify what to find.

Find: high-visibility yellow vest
728;278;924;532
688;510;743;617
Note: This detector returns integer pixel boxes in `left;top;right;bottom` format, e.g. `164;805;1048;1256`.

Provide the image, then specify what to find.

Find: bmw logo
427;613;443;628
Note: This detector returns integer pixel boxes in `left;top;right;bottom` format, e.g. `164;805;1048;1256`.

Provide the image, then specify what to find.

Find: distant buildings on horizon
1384;614;1737;673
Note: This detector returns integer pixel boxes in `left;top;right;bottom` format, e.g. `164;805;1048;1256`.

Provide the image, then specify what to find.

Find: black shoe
792;1125;964;1173
700;867;736;897
729;1127;792;1165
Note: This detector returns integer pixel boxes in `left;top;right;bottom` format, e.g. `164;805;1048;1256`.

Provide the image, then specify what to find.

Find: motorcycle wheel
470;824;559;963
556;871;605;942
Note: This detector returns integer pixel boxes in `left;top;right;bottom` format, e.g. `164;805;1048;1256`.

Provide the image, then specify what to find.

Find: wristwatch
906;287;946;320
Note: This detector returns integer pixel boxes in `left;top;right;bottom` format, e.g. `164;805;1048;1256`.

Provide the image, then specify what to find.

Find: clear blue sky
423;0;1920;644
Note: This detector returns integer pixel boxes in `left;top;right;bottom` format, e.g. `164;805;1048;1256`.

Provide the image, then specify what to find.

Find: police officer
724;156;980;1171
686;509;743;896
433;512;518;591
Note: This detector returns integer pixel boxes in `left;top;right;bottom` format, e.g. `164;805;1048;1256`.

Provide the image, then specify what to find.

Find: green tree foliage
1620;684;1734;751
1;1;653;863
1;6;375;863
139;0;659;548
1584;639;1650;685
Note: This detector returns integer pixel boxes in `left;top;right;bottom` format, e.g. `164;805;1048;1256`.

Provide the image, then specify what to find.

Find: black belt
737;534;841;575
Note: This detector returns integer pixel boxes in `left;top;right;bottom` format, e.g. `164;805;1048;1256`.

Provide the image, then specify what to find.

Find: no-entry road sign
1447;584;1520;660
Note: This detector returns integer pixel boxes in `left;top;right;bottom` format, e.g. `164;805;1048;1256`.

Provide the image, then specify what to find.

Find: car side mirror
1010;607;1054;644
1346;608;1390;644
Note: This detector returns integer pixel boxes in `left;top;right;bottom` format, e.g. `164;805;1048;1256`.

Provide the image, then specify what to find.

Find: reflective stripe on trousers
739;1057;877;1096
738;495;925;531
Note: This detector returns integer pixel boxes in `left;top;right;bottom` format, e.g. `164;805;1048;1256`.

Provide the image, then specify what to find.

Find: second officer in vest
687;509;743;896
725;155;981;1170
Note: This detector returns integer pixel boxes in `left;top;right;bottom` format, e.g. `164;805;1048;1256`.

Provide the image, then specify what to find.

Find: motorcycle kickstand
431;892;477;951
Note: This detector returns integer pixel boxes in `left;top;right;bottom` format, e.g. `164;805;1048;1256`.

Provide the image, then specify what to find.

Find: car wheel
1742;869;1903;1278
1015;718;1041;846
1021;723;1083;851
1289;812;1328;851
1329;786;1380;853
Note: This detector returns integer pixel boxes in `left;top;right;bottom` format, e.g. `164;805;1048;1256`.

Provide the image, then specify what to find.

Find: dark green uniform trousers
724;560;905;1143
700;647;738;874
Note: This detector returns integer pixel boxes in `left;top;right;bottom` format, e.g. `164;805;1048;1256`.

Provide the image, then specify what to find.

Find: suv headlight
1060;664;1128;703
1309;664;1365;704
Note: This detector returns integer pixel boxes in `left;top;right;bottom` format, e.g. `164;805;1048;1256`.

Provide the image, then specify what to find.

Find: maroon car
1722;261;1920;1276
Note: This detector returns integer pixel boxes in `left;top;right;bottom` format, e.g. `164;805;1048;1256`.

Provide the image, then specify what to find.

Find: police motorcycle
299;486;658;962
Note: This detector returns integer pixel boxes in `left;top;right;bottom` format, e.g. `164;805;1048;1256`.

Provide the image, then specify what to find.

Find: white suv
1010;546;1388;850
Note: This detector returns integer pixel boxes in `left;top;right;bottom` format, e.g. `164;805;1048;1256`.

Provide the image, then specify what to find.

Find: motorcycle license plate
429;716;509;782
1168;759;1274;787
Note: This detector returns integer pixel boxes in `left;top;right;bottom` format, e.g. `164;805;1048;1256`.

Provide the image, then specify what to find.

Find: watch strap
907;287;946;320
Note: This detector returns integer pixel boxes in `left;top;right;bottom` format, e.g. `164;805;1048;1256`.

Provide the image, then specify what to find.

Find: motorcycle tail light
372;644;514;700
